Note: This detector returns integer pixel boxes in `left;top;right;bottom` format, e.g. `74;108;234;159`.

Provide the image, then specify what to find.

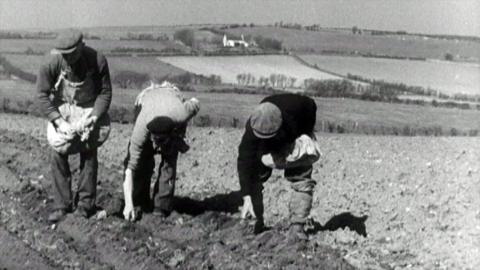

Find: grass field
0;38;179;54
2;54;47;74
299;54;480;96
2;54;188;80
226;26;480;61
107;56;187;78
158;55;344;87
2;78;480;135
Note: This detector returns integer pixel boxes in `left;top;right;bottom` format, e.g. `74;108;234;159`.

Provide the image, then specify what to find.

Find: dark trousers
252;164;316;224
51;148;98;212
125;141;178;212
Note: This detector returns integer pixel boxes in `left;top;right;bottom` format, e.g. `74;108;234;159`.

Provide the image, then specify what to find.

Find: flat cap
51;29;83;54
249;102;282;139
147;116;175;135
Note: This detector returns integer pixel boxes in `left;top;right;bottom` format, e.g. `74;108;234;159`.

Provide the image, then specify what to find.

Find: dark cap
147;116;175;135
249;102;282;139
51;29;83;55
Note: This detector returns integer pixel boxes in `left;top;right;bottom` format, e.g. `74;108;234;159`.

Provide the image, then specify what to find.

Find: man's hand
123;203;136;221
241;195;256;219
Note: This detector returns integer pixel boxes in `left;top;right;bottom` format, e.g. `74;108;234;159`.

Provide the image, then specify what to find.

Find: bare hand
123;203;136;221
241;195;256;219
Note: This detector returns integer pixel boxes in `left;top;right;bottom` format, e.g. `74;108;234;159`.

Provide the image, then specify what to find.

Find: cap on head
250;102;282;139
147;116;175;135
51;29;83;55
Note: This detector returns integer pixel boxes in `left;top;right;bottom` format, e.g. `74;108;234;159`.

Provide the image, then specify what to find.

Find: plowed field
1;113;479;270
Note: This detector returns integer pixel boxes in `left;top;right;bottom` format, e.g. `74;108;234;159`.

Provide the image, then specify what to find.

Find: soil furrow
0;125;358;269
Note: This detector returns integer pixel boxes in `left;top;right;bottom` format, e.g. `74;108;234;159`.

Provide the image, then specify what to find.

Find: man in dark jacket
36;29;112;222
238;93;318;238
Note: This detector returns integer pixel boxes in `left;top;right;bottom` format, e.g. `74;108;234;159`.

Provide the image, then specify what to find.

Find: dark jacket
237;94;317;196
36;46;112;121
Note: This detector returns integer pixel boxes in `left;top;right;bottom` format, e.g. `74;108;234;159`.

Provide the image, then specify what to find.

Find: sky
0;0;479;36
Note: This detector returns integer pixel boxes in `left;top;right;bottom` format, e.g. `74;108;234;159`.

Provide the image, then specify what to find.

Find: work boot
254;219;268;235
152;208;170;219
287;223;308;242
74;207;91;218
48;209;67;223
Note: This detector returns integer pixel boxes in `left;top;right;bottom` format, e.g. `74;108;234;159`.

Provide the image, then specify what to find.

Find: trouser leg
51;149;73;211
153;147;178;213
285;165;316;224
76;148;98;211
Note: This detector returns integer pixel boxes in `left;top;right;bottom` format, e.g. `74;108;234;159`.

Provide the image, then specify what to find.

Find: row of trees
120;32;169;41
236;73;297;88
0;31;56;39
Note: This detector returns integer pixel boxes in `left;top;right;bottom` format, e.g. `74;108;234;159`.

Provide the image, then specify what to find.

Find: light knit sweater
127;83;198;170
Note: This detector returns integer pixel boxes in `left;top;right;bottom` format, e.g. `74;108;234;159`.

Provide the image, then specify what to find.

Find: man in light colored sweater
122;82;199;221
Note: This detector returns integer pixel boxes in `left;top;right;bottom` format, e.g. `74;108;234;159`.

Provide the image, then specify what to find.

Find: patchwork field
158;55;344;87
299;54;480;96
226;26;480;61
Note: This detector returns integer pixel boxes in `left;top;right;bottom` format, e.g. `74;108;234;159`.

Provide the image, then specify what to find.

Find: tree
289;77;297;88
352;26;358;35
444;53;454;61
173;29;195;47
269;74;277;88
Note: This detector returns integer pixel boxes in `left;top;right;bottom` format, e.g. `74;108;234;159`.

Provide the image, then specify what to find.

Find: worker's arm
237;125;272;219
123;168;136;221
91;54;112;118
36;58;62;122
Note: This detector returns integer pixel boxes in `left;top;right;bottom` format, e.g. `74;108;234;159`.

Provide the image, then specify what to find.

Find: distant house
223;34;249;48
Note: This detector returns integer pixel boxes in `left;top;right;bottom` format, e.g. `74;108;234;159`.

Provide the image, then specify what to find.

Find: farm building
222;34;249;48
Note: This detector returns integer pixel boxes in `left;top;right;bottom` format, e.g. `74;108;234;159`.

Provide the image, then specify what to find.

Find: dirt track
1;113;479;269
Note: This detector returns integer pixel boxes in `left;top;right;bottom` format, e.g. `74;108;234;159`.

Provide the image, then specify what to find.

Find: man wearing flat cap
237;93;320;239
122;82;200;221
36;29;112;222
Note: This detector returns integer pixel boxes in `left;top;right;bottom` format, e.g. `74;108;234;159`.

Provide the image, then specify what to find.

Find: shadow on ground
306;212;368;237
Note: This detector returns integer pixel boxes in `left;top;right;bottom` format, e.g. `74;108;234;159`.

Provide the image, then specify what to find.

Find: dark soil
0;128;355;270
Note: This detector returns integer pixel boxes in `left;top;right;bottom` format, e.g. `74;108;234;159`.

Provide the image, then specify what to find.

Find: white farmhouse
223;34;249;48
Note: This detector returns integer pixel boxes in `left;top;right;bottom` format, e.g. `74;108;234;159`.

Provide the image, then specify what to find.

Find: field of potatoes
0;113;479;269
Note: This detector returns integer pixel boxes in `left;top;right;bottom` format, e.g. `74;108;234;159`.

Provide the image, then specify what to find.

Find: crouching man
238;93;321;239
123;82;200;221
36;29;112;223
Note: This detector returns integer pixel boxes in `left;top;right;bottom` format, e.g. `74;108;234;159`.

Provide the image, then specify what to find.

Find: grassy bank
1;79;480;136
